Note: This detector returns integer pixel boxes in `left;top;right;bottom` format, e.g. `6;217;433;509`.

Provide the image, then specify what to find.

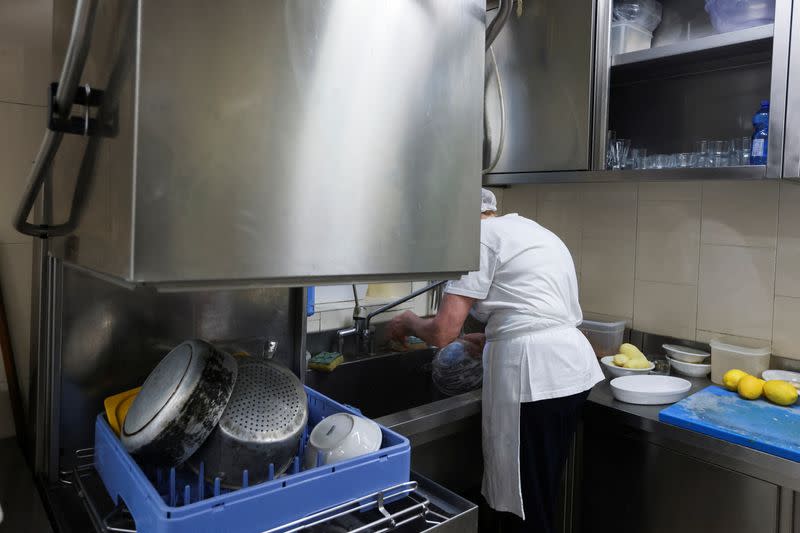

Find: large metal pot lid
123;342;195;434
121;339;238;464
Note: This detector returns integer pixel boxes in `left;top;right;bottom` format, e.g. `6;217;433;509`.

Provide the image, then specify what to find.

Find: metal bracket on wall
48;82;114;137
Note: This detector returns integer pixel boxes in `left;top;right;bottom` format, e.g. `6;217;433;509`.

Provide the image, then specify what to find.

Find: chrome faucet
336;281;447;355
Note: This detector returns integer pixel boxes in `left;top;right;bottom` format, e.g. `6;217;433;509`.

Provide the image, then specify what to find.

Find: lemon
737;375;766;400
763;380;799;406
723;369;749;392
613;354;629;367
619;343;645;360
623;358;651;369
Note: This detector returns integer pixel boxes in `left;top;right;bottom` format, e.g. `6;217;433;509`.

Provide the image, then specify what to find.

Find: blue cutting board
659;385;800;462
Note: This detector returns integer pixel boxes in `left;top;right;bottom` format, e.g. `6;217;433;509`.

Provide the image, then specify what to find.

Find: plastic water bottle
750;100;769;165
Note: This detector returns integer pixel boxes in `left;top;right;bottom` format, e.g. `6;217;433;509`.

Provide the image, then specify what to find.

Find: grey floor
0;437;52;533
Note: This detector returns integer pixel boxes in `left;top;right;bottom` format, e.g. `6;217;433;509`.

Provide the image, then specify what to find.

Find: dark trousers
502;390;590;533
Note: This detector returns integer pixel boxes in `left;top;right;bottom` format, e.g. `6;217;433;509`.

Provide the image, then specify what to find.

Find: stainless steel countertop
0;437;53;533
586;377;800;491
379;375;800;492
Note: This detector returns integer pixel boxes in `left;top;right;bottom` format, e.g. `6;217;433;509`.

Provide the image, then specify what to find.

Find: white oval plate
662;344;710;364
610;375;692;405
762;369;800;390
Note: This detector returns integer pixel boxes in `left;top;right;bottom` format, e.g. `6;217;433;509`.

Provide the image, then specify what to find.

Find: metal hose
13;0;98;237
485;0;513;50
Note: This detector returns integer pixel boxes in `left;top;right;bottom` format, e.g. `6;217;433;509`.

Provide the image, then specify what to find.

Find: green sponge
309;351;344;372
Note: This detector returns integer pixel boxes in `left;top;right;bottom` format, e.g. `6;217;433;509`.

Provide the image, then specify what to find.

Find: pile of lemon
723;369;798;406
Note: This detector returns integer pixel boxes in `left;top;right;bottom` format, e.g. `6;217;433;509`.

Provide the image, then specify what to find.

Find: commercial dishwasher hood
19;0;485;286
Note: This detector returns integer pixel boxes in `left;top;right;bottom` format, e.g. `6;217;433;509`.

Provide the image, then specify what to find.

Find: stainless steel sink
305;349;446;418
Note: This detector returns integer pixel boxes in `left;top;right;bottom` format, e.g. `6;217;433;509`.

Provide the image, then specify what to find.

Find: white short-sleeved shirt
445;213;603;401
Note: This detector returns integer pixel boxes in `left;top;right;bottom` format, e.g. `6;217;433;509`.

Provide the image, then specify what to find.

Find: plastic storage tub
705;0;775;33
613;0;663;32
578;319;626;358
611;21;654;55
94;387;410;533
709;338;771;385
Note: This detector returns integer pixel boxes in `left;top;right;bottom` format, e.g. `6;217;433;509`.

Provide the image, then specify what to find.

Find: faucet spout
334;280;448;356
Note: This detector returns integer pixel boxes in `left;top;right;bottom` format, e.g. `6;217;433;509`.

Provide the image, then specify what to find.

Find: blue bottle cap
761;99;770;107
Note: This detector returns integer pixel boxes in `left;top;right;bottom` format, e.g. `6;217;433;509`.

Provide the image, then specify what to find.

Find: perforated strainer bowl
190;358;308;488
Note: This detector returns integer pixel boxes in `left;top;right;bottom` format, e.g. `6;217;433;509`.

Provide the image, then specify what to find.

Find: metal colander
190;358;308;488
224;359;306;436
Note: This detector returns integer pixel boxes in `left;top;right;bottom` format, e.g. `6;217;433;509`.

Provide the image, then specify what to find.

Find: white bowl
662;344;710;364
303;413;382;469
601;355;655;378
610;375;692;405
668;356;711;377
762;369;800;390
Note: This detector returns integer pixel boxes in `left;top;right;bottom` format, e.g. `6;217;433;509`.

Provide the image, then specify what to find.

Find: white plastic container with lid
578;319;626;358
709;337;771;385
611;21;654;56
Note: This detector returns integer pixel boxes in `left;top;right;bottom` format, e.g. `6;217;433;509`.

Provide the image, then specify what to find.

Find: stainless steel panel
766;0;791;178
49;0;484;284
592;0;612;170
580;418;781;533
781;0;800;178
484;0;594;173
795;491;800;533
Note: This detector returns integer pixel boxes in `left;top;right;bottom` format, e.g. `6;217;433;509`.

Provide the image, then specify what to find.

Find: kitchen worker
386;188;604;533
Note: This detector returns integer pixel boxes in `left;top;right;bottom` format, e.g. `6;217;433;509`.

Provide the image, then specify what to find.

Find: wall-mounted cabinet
483;0;595;176
485;0;797;185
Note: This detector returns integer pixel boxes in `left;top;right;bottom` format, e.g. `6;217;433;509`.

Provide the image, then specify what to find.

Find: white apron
481;325;600;520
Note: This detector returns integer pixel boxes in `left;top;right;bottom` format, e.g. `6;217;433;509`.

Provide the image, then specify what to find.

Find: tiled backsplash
496;181;800;361
307;281;431;335
0;0;51;438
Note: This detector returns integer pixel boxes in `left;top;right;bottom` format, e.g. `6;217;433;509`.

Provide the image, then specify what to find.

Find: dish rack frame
91;387;412;533
73;449;446;533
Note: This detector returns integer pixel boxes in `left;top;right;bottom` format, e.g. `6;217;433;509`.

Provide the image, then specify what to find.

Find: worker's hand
385;310;416;346
461;333;486;355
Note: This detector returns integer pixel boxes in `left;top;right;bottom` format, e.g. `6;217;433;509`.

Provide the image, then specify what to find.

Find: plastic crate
94;386;411;533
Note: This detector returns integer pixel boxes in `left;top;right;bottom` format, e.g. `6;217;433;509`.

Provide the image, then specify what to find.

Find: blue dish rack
94;386;411;533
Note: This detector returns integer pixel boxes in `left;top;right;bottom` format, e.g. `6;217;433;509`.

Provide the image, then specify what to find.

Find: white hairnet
481;188;497;213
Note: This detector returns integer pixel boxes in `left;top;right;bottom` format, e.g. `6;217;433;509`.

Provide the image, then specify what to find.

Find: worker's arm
386;293;476;348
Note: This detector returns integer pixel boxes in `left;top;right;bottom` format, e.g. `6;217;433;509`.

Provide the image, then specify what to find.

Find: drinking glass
695;140;711;168
650;359;671;376
728;138;740;165
741;136;751;165
657;154;676;169
610;138;631;170
676;153;692;168
606;130;617;169
709;140;730;167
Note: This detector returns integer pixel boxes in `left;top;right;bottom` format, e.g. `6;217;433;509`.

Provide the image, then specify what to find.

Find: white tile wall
501;184;537;219
0;104;47;244
0;243;32;385
579;239;636;319
775;183;800;297
633;280;697;341
0;0;53;435
772;296;800;358
0;0;51;106
701;181;779;248
500;180;800;359
636;199;701;285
